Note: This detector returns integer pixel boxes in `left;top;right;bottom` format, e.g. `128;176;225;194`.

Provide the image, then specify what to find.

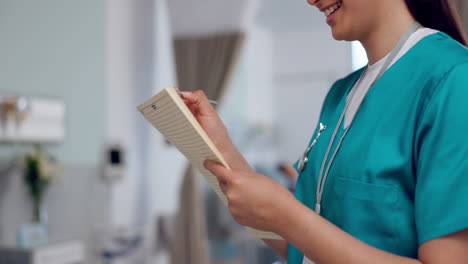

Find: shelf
0;97;65;143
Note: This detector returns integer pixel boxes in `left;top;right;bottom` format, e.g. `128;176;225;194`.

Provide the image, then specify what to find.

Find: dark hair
405;0;467;45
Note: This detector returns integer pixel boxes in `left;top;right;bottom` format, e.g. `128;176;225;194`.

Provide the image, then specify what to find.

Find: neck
360;7;417;65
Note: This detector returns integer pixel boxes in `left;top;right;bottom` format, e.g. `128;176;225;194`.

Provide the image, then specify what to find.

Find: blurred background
0;0;466;263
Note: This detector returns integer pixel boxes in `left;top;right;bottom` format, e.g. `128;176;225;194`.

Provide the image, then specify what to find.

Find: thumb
180;90;214;113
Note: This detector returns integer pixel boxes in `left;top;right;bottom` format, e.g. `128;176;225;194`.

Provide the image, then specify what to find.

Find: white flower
25;147;62;183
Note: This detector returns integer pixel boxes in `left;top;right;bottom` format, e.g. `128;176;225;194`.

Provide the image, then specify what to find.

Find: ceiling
167;0;325;36
167;0;253;36
255;0;325;30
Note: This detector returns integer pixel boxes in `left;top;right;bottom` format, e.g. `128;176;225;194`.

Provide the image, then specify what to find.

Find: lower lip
326;6;341;25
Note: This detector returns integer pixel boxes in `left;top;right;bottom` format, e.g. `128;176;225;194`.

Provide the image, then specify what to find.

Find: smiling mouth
323;1;342;18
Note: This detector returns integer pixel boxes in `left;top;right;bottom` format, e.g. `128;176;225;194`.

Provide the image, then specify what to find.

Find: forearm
276;200;423;264
262;239;288;259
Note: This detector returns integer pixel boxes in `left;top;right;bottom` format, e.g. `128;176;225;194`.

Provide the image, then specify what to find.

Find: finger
204;159;231;183
180;90;214;112
186;103;198;115
218;180;228;194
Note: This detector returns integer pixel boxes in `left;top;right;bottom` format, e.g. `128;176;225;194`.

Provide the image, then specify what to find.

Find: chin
331;28;346;41
331;26;355;41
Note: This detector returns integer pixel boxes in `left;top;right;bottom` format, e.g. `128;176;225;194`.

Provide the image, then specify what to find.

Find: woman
181;0;468;262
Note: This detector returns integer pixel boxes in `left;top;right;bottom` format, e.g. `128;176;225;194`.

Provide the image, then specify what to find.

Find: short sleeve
415;63;468;245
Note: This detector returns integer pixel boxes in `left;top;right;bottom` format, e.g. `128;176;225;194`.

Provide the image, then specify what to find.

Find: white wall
272;28;352;163
202;2;355;168
224;0;354;165
245;27;275;126
0;0;106;165
0;1;109;261
106;2;184;263
150;0;185;217
106;0;139;228
168;0;253;36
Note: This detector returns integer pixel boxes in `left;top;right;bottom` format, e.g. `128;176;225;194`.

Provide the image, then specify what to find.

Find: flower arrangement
23;145;62;222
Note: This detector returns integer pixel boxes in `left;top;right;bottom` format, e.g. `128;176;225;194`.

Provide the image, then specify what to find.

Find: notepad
137;86;281;240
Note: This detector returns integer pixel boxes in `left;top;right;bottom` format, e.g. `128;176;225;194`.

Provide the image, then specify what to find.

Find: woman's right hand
180;90;252;171
180;90;229;146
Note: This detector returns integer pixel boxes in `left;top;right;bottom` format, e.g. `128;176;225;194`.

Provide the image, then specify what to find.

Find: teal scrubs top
287;32;468;263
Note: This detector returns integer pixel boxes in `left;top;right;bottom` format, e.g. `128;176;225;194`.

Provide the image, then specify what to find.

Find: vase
32;198;48;226
17;199;49;248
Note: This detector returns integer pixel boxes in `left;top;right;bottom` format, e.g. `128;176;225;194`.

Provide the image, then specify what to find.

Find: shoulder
427;62;468;104
413;32;468;77
408;33;468;102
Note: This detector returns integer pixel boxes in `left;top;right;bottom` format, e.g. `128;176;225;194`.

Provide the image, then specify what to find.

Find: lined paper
137;87;281;240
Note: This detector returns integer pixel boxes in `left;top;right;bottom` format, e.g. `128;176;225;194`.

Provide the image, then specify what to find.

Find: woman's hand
180;90;229;147
204;160;300;233
181;90;251;171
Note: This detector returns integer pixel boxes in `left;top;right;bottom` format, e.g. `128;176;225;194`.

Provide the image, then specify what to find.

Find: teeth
324;1;342;18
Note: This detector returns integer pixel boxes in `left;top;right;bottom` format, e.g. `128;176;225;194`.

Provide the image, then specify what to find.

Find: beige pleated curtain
170;32;244;264
174;32;244;97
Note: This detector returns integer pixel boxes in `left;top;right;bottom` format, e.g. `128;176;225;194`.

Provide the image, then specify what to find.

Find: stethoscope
297;22;421;217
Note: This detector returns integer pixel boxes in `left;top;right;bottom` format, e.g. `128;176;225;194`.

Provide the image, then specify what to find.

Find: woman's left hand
204;160;299;233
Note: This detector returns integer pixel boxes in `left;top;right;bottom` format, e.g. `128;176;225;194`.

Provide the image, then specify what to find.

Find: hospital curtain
170;31;244;264
173;32;244;98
